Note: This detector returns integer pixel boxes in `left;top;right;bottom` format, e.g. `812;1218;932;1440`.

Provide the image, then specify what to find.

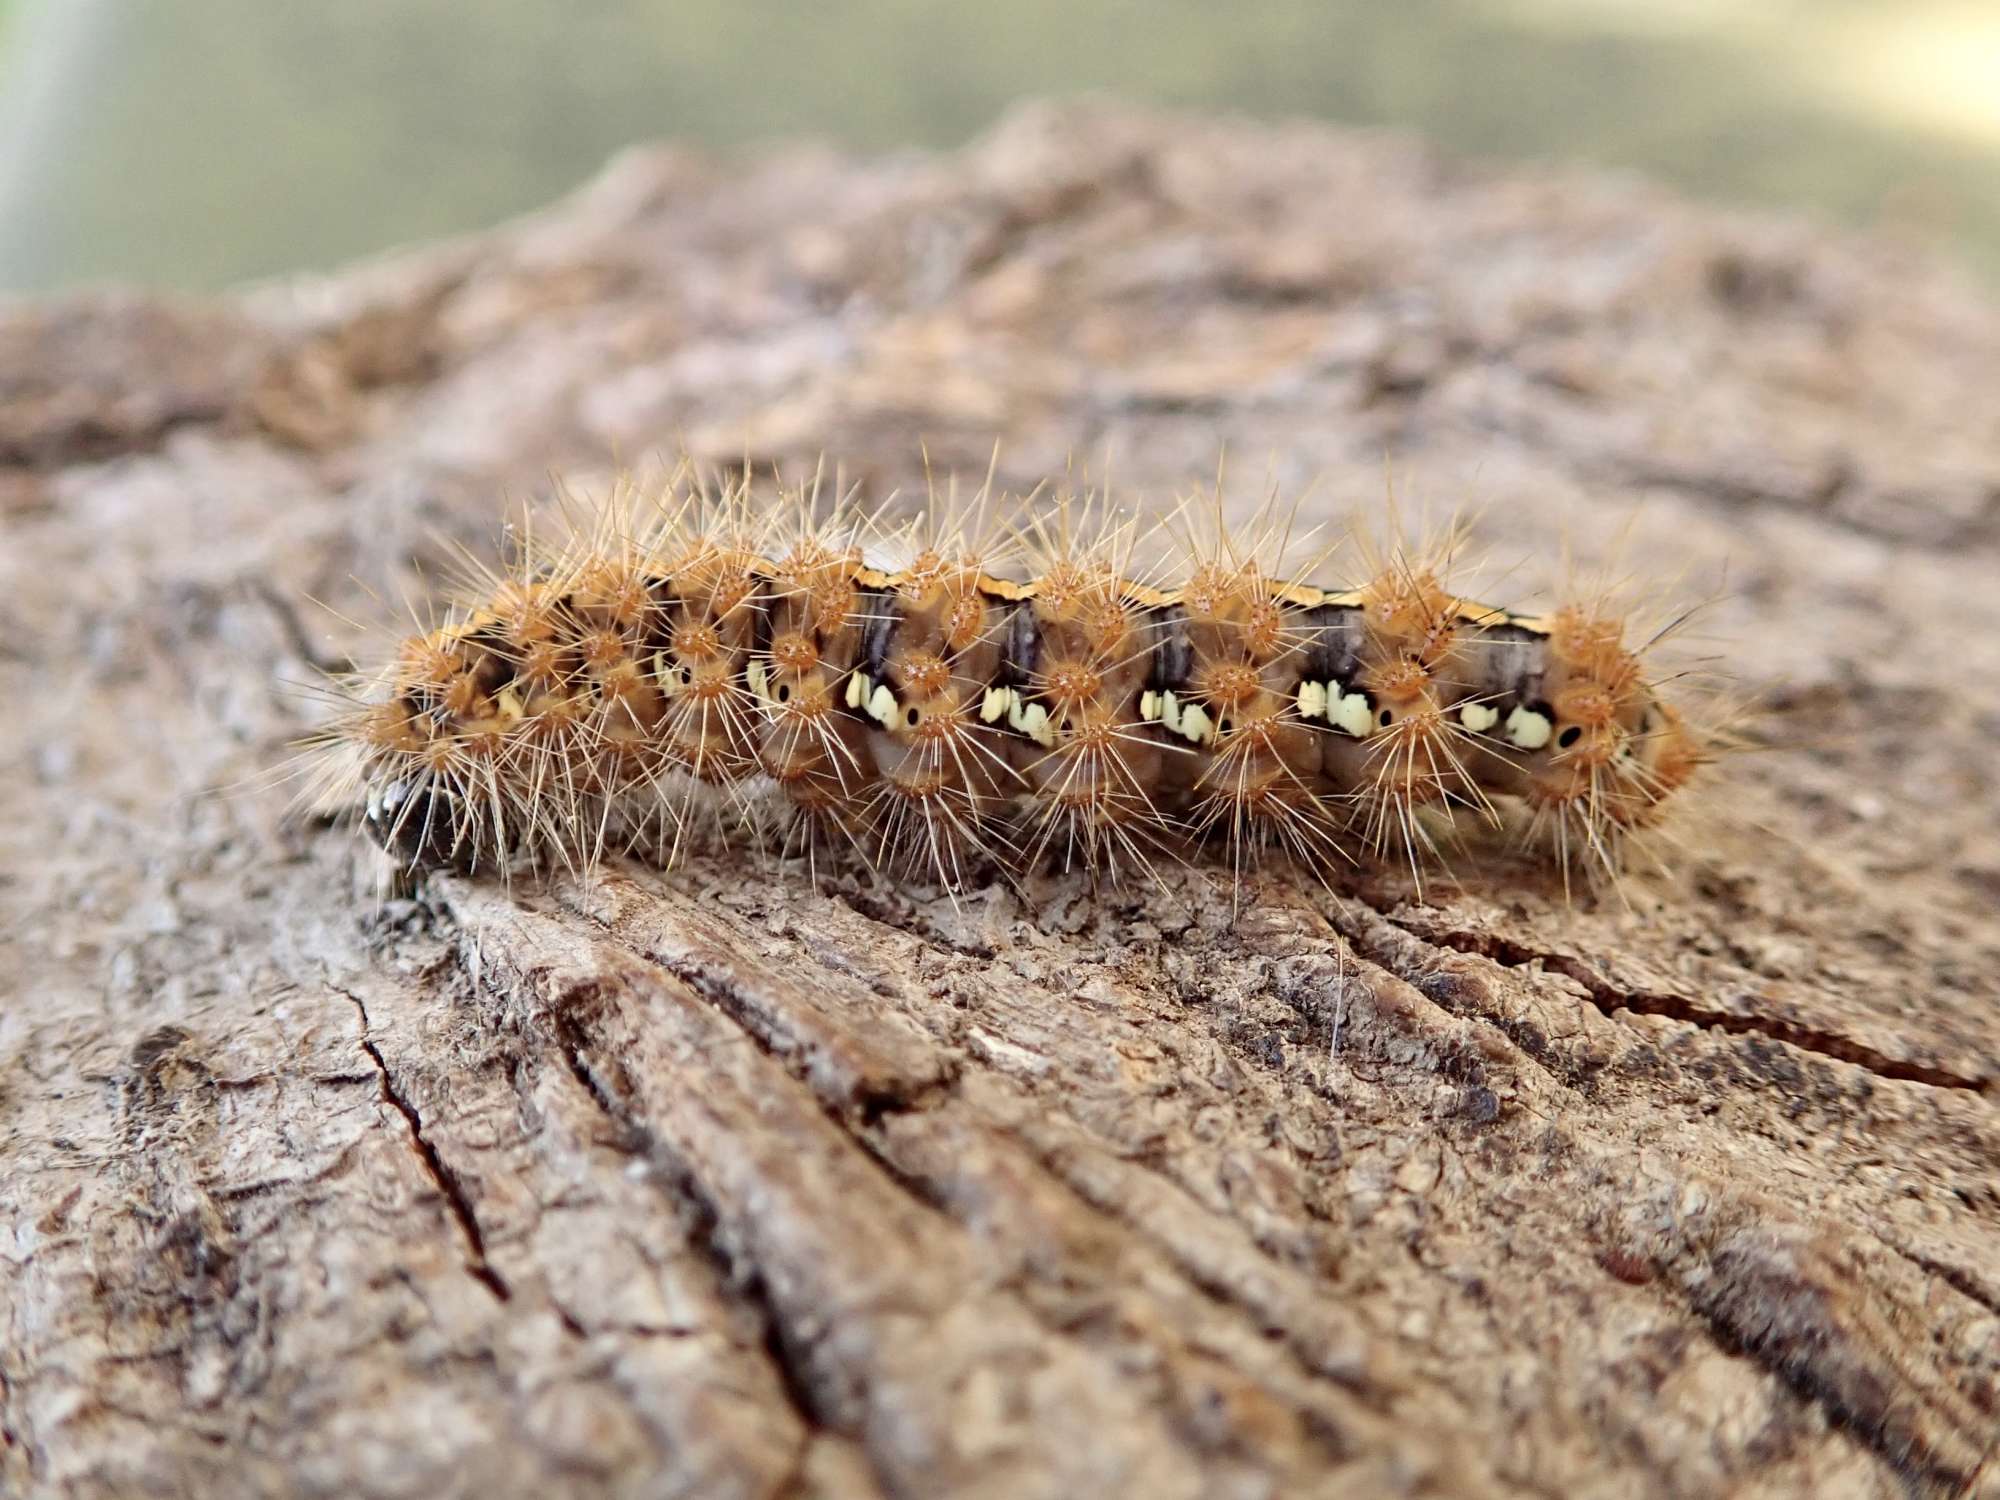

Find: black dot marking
1378;708;1393;727
776;683;791;703
1558;726;1582;749
1218;718;1232;735
905;706;920;727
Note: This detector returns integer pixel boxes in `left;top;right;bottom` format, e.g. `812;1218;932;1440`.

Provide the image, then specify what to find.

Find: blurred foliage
0;0;1994;292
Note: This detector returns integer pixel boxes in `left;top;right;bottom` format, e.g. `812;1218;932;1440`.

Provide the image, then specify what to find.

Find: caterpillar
299;465;1711;901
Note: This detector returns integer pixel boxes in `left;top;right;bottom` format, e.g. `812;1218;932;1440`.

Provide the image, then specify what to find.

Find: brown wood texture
3;103;1998;1498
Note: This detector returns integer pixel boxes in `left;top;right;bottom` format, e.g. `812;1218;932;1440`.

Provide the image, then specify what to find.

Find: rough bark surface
2;103;1998;1499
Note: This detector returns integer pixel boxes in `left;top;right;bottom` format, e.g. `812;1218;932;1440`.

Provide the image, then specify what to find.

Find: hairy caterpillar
298;465;1710;901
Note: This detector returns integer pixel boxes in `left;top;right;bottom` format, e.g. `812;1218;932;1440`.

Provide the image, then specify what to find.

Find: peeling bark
3;102;1998;1499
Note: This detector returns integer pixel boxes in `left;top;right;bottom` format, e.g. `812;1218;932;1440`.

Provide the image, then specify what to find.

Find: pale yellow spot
1332;692;1375;738
1018;702;1056;749
868;683;899;727
1505;706;1553;750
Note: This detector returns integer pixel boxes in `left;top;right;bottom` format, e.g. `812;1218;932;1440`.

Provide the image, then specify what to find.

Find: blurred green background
1;0;1996;294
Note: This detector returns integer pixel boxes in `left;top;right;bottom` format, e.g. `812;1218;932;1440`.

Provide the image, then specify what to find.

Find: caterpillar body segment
1153;558;1342;877
848;545;1020;887
746;508;879;852
646;533;764;787
314;475;1708;899
994;502;1180;881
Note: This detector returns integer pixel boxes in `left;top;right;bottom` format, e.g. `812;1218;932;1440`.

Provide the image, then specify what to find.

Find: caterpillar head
364;774;468;871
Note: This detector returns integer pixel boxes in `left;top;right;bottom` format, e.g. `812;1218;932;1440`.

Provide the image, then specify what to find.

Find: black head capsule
363;777;472;872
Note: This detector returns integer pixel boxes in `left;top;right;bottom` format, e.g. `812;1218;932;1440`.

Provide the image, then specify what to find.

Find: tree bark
2;102;1997;1499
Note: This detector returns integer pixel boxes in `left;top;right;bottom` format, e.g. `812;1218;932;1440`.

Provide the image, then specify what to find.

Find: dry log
2;102;1997;1498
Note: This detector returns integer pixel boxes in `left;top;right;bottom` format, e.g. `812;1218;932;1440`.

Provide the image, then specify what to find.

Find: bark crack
1878;1237;2000;1319
639;939;961;1123
548;1015;823;1495
1682;1246;1986;1495
334;983;512;1302
1329;907;1996;1492
1373;915;1989;1094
